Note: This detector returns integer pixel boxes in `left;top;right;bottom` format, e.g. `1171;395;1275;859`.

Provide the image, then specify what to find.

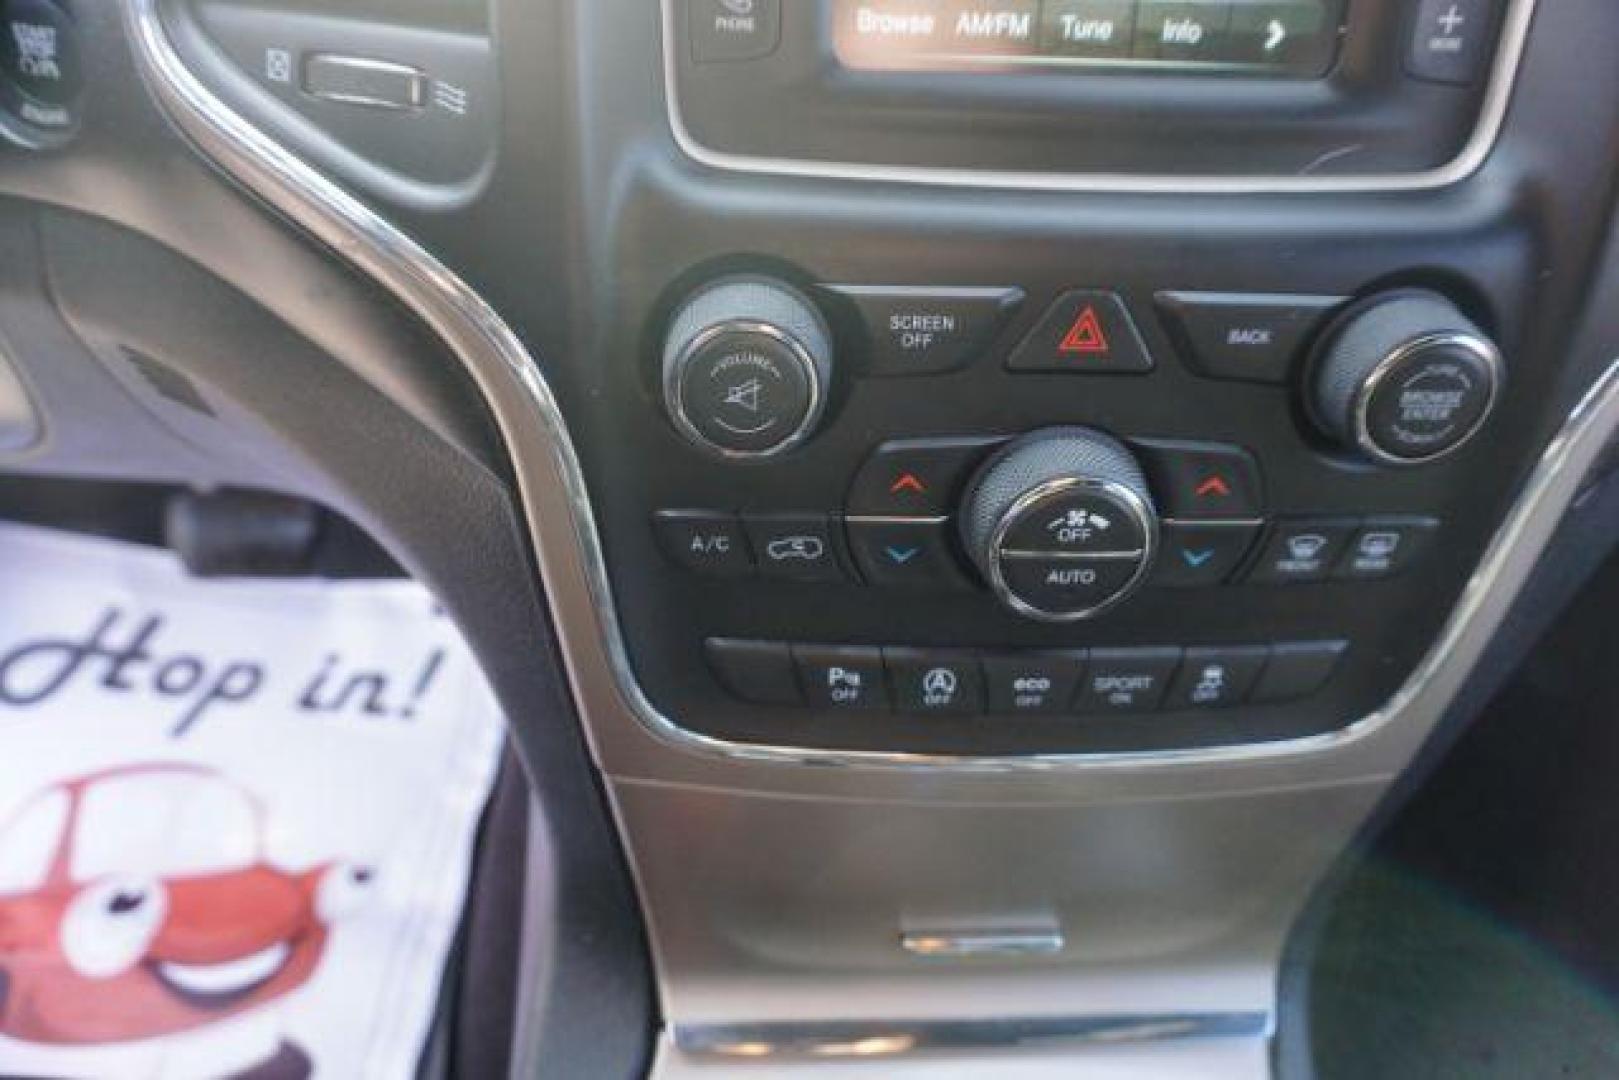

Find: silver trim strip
900;929;1066;958
125;0;1619;774
660;0;1541;194
672;1012;1274;1059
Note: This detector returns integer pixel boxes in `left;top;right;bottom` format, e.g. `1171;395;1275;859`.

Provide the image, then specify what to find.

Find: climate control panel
611;259;1517;756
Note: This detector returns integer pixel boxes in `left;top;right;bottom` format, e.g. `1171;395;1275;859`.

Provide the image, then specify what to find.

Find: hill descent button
1008;290;1153;374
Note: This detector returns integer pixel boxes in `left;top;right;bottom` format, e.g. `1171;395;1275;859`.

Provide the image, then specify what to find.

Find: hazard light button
1006;290;1154;374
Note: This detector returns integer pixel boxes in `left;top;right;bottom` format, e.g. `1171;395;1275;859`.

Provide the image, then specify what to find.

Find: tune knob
662;277;833;459
1308;290;1503;466
960;428;1158;621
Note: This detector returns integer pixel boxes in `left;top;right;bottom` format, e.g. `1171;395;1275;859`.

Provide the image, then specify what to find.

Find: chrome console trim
127;0;1619;776
660;0;1541;195
672;1011;1274;1060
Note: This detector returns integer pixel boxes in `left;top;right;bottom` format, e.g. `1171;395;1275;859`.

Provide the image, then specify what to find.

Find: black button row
656;509;969;587
820;284;1350;386
707;638;1347;716
658;509;1436;588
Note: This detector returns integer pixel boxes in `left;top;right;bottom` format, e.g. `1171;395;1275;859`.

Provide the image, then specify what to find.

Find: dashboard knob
662;277;833;459
960;428;1158;622
1309;290;1503;466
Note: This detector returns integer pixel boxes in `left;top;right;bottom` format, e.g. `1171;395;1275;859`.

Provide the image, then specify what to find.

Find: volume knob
662;277;833;459
961;428;1158;621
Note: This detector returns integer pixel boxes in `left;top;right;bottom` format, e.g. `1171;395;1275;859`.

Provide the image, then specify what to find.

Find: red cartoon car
0;764;371;1077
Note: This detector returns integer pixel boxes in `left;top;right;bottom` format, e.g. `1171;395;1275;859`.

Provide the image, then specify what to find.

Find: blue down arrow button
847;518;969;589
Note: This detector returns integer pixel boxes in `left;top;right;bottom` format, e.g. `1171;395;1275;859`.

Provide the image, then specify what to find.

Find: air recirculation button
960;428;1158;621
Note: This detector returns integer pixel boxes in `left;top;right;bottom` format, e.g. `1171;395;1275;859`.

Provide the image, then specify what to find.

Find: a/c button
654;510;752;578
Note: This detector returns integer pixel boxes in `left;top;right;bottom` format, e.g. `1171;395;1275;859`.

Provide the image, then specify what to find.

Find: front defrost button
1248;521;1356;583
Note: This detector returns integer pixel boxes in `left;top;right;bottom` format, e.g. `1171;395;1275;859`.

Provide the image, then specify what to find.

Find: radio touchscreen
833;1;1347;77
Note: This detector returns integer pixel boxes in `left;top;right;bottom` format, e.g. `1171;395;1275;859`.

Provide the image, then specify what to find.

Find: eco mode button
823;285;1024;376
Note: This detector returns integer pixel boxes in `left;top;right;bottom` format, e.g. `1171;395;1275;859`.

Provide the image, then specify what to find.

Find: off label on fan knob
960;428;1159;622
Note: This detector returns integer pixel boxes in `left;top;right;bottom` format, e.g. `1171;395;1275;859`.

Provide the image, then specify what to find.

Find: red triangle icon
1058;306;1110;356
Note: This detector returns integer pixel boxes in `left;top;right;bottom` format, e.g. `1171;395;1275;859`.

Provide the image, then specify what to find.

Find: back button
1157;291;1346;384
